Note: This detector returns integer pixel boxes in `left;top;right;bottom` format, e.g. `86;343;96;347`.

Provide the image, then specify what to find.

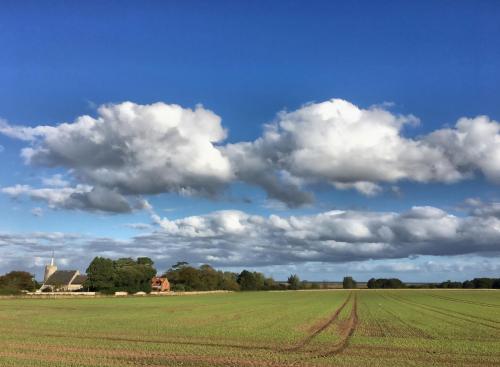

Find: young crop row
1;290;500;366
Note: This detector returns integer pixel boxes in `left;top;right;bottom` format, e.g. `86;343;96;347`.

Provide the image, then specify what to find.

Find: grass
0;290;499;366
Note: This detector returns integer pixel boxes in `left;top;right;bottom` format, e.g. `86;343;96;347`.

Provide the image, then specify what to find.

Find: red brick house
151;276;170;292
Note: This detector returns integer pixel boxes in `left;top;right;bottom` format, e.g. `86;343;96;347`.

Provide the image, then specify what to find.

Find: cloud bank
146;203;500;266
1;99;500;210
1;201;499;279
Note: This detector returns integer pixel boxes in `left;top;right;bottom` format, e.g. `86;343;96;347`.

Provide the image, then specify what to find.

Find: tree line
1;261;499;294
163;262;288;291
434;278;500;289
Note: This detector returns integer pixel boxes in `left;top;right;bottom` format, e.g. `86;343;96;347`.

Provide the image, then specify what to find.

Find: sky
1;0;500;282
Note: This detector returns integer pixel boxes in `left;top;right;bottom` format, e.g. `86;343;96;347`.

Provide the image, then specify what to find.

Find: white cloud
1;99;500;209
225;99;500;203
5;102;233;199
425;116;500;183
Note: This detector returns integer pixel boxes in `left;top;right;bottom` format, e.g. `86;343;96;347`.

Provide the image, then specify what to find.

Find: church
39;257;87;292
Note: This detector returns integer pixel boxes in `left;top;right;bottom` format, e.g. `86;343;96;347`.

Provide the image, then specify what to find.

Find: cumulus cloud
225;99;500;203
3;102;233;199
1;99;500;209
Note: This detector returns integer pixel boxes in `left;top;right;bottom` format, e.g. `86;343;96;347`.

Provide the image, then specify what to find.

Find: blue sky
1;1;499;281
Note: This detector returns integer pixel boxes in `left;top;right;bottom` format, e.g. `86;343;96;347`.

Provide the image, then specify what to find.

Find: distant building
39;256;87;292
151;276;170;292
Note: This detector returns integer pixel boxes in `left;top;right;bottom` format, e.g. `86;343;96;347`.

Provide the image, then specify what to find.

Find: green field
1;290;499;366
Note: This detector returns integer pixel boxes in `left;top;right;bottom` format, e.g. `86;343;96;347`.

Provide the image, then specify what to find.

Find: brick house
151;276;170;292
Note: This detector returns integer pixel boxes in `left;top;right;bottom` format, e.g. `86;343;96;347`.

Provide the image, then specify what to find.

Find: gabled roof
45;270;78;286
72;275;87;285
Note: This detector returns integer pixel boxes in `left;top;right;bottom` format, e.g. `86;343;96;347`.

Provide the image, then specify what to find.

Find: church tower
44;254;57;283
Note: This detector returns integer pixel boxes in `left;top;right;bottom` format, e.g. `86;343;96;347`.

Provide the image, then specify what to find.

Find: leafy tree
367;278;405;289
287;274;301;290
343;276;357;289
137;257;154;267
238;270;257;291
472;278;494;289
0;271;37;294
199;264;219;290
264;277;278;290
254;272;266;290
219;272;240;291
85;256;156;293
178;266;202;291
462;280;474;288
85;257;115;293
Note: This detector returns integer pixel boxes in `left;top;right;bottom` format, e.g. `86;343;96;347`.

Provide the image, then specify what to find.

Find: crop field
0;290;499;366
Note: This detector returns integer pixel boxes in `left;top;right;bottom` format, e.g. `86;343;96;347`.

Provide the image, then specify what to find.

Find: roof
72;275;87;285
45;270;78;286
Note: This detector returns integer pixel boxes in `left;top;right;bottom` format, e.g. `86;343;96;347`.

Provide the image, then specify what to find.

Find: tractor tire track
285;292;352;352
320;293;358;356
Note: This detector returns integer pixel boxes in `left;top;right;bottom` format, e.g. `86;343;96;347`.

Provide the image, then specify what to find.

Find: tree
367;278;405;289
367;278;376;289
462;280;474;288
219;272;240;291
493;279;500;289
0;271;37;294
343;276;357;289
85;257;115;293
114;257;156;293
287;274;301;290
137;257;154;267
238;270;257;291
199;264;219;290
178;266;202;291
472;278;494;289
85;256;156;293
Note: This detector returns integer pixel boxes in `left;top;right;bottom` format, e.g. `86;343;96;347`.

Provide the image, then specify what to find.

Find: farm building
39;257;87;292
151;276;170;292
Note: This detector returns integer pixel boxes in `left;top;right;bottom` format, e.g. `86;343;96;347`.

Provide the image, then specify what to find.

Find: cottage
151;276;170;292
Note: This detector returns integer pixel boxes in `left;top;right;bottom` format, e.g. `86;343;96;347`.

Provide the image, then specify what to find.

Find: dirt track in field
321;293;358;356
286;292;352;352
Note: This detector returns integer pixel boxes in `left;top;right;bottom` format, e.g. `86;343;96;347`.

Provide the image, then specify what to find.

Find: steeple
44;252;57;283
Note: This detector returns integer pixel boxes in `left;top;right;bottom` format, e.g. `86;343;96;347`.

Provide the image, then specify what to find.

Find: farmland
0;290;499;366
